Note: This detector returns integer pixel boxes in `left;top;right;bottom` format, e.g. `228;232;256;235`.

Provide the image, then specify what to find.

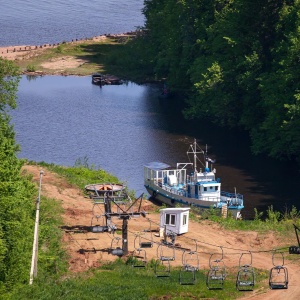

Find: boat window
210;186;213;190
215;186;219;191
183;214;187;226
204;187;207;191
169;171;174;175
165;213;176;226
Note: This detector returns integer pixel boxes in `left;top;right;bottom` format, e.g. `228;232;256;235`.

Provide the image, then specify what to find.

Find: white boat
144;139;244;219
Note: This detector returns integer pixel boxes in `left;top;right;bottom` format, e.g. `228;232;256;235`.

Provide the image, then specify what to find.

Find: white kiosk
160;207;190;235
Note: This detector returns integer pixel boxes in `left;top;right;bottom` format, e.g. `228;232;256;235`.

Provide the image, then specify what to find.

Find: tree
0;58;36;292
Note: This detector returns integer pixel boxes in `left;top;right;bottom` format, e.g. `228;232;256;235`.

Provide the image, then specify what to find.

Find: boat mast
187;139;204;174
194;139;197;173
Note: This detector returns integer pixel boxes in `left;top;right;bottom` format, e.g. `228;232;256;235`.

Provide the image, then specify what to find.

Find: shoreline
0;31;137;61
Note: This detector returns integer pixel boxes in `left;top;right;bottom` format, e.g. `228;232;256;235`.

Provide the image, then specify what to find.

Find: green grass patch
29;158;120;190
37;196;68;280
10;259;269;300
189;204;300;238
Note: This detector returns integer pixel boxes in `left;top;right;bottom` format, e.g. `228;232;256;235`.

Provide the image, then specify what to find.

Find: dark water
0;0;145;46
10;76;300;219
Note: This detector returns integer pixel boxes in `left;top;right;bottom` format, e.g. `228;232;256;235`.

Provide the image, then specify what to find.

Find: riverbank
0;32;135;61
0;31;146;79
22;163;300;299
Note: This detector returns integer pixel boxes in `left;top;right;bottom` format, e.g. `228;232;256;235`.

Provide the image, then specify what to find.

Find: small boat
144;139;244;219
91;73;123;85
92;73;104;85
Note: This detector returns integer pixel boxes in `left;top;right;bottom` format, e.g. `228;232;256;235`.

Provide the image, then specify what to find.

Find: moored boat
144;139;244;219
91;73;123;85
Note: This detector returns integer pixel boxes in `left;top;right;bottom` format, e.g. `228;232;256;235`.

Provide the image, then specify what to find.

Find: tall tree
0;58;36;291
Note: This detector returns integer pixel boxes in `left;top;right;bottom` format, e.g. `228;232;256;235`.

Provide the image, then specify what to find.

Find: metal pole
29;170;44;285
122;217;129;255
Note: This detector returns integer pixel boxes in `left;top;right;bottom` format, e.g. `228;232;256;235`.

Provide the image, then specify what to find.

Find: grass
30;159;137;200
32;158;120;190
37;196;68;279
10;259;269;300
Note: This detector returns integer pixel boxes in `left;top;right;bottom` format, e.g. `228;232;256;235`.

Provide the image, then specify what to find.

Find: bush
26;64;36;72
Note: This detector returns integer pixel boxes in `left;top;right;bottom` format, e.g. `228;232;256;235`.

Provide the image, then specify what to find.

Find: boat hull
144;183;242;219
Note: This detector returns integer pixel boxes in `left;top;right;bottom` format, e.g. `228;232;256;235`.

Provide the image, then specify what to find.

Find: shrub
26;64;36;72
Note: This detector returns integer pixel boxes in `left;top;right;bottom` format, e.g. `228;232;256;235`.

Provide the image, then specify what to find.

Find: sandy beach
0;33;133;61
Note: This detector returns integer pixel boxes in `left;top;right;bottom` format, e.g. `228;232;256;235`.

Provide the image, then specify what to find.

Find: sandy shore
0;32;135;61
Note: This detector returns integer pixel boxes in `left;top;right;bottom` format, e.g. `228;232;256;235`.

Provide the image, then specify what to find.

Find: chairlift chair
289;224;300;254
206;247;226;290
236;252;255;291
179;240;200;285
110;236;124;256
139;219;154;248
269;251;288;289
155;243;175;277
131;248;147;268
131;234;148;268
90;214;108;233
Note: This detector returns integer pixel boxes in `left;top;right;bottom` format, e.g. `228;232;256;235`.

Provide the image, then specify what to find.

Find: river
0;0;145;46
10;75;300;219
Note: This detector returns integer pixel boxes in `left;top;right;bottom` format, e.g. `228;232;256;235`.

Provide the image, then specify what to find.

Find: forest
137;0;300;163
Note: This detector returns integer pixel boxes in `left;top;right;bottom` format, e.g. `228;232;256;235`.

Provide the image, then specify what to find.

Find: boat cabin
144;162;187;187
160;207;190;235
187;169;221;200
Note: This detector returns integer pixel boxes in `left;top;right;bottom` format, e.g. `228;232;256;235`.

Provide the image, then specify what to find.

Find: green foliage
139;0;300;163
26;64;36;72
36;158;120;191
37;196;67;278
0;58;20;111
0;58;38;293
55;44;64;53
209;205;300;235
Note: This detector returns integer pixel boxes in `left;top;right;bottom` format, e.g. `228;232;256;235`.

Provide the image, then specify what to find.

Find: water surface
11;76;300;218
0;0;145;46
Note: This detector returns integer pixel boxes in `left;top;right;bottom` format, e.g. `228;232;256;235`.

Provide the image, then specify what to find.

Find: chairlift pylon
206;247;226;290
269;251;288;289
236;251;255;291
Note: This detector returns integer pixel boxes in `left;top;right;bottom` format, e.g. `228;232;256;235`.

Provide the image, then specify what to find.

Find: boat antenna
187;139;204;173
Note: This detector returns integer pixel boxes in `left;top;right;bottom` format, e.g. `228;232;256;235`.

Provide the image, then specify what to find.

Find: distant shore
0;31;137;61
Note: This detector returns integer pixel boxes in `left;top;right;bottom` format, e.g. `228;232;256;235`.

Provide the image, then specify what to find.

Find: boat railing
153;180;186;197
221;191;243;200
221;191;243;206
194;195;221;202
152;180;243;206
